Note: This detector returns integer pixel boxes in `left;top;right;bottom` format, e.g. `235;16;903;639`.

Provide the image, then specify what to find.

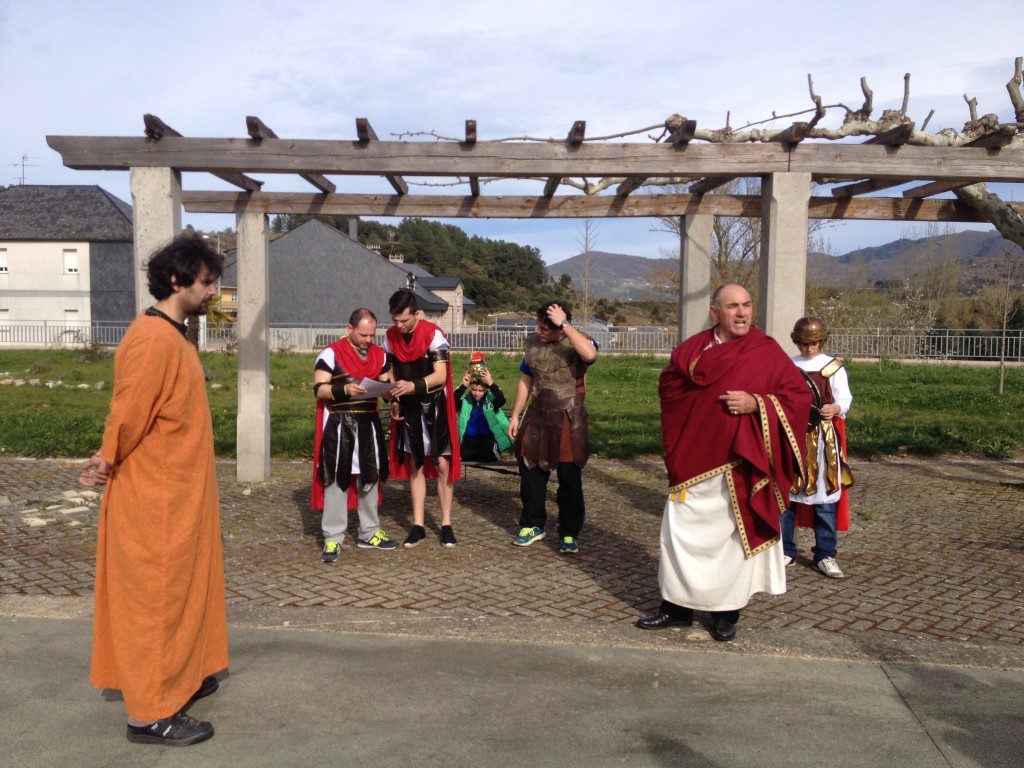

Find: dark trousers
661;600;739;625
460;433;501;462
518;458;585;539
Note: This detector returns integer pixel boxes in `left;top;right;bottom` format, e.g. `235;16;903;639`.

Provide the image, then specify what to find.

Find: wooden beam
769;121;810;146
141;114;263;192
181;190;1024;223
465;120;479;196
863;123;915;146
615;176;647;198
831;178;912;198
543;121;586;197
901;180;977;199
668;119;697;146
354;118;408;194
45;136;1024;182
689;176;734;195
965;125;1017;149
245;116;335;193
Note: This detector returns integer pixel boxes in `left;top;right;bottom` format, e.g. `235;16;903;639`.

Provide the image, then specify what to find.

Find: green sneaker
513;527;545;547
320;540;341;563
559;536;580;554
358;530;398;550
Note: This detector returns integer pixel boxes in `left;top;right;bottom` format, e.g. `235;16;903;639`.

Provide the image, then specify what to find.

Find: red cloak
660;326;811;555
310;338;386;511
386;320;462;482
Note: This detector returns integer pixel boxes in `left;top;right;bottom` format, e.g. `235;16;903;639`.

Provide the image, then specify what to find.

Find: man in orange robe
80;233;228;746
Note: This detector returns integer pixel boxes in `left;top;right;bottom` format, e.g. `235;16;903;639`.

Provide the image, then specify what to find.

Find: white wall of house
0;241;92;324
429;285;465;334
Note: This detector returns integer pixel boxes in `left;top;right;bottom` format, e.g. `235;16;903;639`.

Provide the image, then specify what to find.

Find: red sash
386;320;461;482
795;416;850;531
310;339;386;511
660;327;811;554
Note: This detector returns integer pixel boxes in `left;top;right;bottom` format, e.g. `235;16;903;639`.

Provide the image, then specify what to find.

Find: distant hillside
811;230;1013;291
547;251;675;300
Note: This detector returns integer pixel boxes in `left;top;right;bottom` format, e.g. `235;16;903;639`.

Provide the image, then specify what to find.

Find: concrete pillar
235;204;271;482
758;172;811;354
678;214;713;343
348;216;358;241
129;167;182;317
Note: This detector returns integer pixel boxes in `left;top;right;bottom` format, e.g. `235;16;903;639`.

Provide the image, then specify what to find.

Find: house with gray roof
221;218;474;334
0;185;135;331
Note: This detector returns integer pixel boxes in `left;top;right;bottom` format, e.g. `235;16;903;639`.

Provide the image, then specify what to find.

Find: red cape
386;320;462;482
794;416;851;531
310;338;386;511
660;326;811;555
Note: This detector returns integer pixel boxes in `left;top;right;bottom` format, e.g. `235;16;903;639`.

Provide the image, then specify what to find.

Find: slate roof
418;276;462;290
0;185;133;241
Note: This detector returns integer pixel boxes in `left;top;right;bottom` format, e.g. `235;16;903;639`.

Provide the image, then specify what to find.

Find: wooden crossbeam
615;176;647;197
45;136;1024;182
770;122;810;146
355;118;408;194
900;127;1018;198
465;120;480;196
689;176;734;195
863;123;915;146
182;190;1024;223
245;116;335;193
142;114;262;192
831;179;911;198
543;121;586;197
668;119;697;146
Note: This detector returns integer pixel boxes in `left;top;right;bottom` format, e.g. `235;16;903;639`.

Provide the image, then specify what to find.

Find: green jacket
457;389;513;452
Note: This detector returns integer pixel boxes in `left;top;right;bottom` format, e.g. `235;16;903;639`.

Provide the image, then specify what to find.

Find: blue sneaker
513;527;544;547
559;536;580;554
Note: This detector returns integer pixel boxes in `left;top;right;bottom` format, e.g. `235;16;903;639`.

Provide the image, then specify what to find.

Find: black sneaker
185;675;219;707
440;525;457;547
403;525;426;548
126;713;214;746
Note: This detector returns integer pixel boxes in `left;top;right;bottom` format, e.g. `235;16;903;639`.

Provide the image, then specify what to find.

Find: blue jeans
781;502;837;562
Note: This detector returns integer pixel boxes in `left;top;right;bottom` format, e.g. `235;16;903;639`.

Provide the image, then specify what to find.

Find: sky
2;0;1022;265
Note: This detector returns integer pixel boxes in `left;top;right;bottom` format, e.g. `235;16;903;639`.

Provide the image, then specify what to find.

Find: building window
63;249;79;274
0;248;8;272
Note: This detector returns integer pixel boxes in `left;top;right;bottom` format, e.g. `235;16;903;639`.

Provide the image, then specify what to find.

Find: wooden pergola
47;115;1024;481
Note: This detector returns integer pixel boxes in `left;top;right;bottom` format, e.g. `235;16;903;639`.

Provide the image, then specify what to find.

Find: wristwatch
559;320;570;329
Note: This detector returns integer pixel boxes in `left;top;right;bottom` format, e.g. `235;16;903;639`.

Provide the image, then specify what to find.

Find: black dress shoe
636;611;694;630
126;712;214;746
711;617;737;642
185;675;218;707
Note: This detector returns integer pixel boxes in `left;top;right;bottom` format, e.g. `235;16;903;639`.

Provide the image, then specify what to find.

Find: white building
0;185;135;337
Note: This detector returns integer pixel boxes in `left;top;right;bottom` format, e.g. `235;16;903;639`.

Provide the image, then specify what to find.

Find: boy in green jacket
456;367;512;462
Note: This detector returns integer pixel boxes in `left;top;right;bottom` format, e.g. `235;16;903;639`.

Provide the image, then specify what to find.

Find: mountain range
547;231;1017;300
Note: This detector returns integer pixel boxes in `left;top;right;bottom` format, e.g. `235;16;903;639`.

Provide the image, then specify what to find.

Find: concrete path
2;607;1022;768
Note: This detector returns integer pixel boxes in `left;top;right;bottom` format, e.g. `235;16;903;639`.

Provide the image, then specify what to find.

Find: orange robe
91;313;228;721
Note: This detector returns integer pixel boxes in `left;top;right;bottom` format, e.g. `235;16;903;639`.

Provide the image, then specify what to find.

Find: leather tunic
389;346;453;468
515;334;592;470
318;366;388;492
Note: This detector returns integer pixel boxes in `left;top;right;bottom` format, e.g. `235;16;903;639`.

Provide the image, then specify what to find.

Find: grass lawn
2;348;1021;460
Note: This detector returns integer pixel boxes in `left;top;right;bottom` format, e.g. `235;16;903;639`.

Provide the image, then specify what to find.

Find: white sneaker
783;555;795;567
815;557;845;579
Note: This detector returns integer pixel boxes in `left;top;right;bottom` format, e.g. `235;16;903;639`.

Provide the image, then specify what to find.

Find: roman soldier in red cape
383;289;461;548
312;309;397;562
637;284;810;643
782;316;854;579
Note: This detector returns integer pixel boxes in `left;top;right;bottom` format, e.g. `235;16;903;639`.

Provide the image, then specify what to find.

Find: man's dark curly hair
537;300;572;330
146;233;225;300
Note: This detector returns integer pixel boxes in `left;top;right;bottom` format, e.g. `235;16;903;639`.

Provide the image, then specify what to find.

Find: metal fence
2;321;1023;361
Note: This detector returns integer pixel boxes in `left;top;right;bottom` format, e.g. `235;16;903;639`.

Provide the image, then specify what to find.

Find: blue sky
2;1;1021;265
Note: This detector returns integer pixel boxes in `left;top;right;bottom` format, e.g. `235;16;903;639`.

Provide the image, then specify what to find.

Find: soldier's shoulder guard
820;357;844;378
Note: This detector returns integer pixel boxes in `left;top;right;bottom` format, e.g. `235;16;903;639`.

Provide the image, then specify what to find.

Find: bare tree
576;219;599;327
975;250;1021;394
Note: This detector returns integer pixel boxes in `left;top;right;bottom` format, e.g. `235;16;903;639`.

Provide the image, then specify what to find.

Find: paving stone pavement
2;456;1023;649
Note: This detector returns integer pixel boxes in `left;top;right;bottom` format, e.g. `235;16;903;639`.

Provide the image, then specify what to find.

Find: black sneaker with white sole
126;713;214;746
403;525;426;548
441;525;457;547
185;675;219;708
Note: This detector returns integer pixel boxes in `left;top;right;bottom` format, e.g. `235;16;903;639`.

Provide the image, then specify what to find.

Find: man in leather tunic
508;302;598;554
312;308;396;561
